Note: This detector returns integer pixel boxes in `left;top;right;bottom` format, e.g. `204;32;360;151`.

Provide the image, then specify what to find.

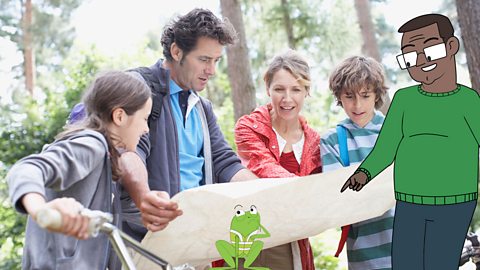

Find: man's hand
230;168;258;182
341;171;368;192
119;152;182;231
139;191;183;231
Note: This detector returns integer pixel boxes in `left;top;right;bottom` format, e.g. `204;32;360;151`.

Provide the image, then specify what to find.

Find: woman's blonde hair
263;50;311;92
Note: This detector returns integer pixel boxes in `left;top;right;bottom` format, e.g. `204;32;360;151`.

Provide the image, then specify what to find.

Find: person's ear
446;36;459;56
111;107;126;126
170;42;183;62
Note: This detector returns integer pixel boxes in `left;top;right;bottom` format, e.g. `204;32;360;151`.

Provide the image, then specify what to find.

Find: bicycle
37;208;195;270
460;232;480;270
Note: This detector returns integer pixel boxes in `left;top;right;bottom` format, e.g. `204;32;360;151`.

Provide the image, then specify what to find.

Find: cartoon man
341;14;480;269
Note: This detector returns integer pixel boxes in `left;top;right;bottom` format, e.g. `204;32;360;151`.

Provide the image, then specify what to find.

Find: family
6;8;479;270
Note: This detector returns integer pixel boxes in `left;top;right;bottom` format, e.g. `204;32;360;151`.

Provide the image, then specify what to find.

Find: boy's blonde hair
329;56;388;109
264;50;311;93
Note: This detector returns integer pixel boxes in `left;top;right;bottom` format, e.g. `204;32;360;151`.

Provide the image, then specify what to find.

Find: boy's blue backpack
336;125;350;166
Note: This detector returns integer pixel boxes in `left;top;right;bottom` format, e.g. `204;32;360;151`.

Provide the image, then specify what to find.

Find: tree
456;0;480;94
0;0;81;96
354;0;391;114
354;0;381;62
22;0;35;95
220;0;257;121
280;0;296;49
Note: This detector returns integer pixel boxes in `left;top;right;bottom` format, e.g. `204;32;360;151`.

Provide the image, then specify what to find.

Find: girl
7;71;152;269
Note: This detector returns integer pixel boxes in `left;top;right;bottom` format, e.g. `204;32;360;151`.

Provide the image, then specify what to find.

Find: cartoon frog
212;205;270;270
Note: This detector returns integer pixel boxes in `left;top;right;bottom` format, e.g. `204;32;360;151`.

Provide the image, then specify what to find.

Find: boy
321;56;393;269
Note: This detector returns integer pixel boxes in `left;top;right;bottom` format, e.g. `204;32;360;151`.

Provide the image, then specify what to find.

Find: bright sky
72;0;220;55
71;0;446;54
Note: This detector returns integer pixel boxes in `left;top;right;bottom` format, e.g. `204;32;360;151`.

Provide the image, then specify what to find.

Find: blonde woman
233;50;321;270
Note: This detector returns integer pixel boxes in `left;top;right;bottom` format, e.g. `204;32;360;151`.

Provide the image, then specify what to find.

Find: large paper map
135;165;395;268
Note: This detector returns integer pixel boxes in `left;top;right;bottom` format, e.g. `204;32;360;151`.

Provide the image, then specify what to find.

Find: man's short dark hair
398;13;454;43
161;8;237;62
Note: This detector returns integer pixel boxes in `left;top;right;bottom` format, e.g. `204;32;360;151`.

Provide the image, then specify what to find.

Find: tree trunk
354;0;381;62
22;0;35;96
280;0;296;49
354;0;391;114
456;0;480;94
220;0;256;121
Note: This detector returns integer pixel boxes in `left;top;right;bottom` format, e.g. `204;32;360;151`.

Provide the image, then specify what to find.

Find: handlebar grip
36;208;62;230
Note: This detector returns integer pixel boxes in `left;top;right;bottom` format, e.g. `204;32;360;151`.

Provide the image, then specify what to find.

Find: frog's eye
235;210;245;217
250;205;258;215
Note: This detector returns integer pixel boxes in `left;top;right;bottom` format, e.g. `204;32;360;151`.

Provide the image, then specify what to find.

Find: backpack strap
128;63;168;126
336;125;350;167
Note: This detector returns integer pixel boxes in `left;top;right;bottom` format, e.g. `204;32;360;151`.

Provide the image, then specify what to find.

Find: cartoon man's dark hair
398;13;454;43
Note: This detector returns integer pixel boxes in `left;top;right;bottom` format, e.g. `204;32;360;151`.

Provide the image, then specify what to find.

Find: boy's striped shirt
320;111;394;270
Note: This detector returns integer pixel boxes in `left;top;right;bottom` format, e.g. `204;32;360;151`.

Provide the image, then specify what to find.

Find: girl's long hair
57;71;151;180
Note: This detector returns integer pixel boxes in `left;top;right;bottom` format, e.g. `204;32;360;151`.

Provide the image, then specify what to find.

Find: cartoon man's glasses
396;43;447;70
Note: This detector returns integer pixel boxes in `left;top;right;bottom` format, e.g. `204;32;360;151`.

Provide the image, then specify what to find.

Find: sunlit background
0;0;477;269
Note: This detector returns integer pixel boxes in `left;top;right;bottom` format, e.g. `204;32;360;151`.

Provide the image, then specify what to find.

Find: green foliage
0;168;25;270
243;0;360;82
63;48;105;108
214;98;236;151
310;233;342;270
0;93;70;269
0;0;82;76
203;61;237;149
302;87;345;132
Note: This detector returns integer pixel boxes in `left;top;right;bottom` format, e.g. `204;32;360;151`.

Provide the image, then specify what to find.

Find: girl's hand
23;194;91;239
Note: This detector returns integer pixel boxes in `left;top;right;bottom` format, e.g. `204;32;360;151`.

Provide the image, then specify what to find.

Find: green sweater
359;84;480;205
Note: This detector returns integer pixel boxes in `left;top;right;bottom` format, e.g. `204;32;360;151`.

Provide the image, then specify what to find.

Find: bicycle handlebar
36;207;113;237
36;208;62;230
36;207;195;270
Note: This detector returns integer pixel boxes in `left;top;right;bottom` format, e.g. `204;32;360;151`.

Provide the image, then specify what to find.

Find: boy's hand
341;171;368;192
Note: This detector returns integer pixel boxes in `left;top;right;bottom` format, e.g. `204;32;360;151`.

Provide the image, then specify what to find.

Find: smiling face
400;23;458;88
267;69;308;123
340;87;377;128
169;37;223;92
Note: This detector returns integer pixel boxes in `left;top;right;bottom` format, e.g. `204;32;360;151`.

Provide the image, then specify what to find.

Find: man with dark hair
122;8;258;240
341;13;480;269
71;8;257;241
